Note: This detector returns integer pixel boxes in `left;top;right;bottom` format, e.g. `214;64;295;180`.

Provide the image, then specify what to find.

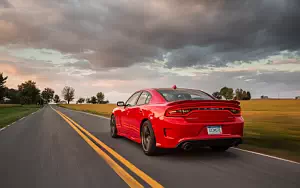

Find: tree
62;86;75;104
53;95;60;103
5;88;20;104
41;88;55;103
235;88;243;100
96;92;105;104
90;96;97;104
246;91;251;100
102;100;109;104
0;73;8;102
36;94;44;106
220;87;234;100
18;80;40;104
235;88;251;100
212;92;222;99
242;90;247;100
76;97;85;104
86;97;91;103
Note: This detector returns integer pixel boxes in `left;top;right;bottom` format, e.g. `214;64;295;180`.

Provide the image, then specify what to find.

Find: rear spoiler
166;100;240;106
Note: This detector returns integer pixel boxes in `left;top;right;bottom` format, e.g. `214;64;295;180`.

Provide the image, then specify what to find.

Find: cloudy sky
1;0;300;102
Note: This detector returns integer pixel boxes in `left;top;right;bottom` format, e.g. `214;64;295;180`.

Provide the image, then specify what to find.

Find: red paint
112;88;244;148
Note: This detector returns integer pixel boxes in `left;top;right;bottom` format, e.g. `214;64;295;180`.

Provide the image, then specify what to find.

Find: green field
0;105;41;129
59;100;300;162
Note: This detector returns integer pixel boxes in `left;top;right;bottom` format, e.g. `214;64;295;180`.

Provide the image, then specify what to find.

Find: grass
59;100;300;162
0;105;41;129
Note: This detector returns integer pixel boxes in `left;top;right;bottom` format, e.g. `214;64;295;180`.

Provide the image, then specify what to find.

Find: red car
110;86;244;155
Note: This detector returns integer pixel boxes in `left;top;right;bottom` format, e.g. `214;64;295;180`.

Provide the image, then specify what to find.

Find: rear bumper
152;116;244;148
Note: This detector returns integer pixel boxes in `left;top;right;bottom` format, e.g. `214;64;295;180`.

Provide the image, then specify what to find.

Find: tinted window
157;89;214;102
136;92;151;105
125;92;141;106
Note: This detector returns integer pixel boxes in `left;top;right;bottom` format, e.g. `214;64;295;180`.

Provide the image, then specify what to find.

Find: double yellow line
52;107;163;188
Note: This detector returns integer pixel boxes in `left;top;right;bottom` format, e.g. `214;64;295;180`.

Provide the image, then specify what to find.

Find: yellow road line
57;109;164;188
53;109;143;188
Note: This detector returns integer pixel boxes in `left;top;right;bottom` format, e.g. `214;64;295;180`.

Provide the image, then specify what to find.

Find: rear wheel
110;115;119;138
141;120;158;156
210;146;230;152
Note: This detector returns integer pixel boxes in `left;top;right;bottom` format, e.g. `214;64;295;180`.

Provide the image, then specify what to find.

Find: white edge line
56;105;110;120
0;107;43;132
233;148;300;165
0;121;16;132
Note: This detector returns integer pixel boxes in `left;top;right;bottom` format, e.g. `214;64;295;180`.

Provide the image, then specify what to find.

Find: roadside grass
0;105;41;129
59;100;300;162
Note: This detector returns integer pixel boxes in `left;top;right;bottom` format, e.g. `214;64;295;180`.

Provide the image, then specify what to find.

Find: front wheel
210;146;230;152
141;120;158;156
110;115;119;138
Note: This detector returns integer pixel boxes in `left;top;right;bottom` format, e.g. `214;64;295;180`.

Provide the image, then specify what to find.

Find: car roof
146;88;205;92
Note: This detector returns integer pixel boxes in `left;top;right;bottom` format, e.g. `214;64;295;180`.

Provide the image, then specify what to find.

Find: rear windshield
156;89;215;102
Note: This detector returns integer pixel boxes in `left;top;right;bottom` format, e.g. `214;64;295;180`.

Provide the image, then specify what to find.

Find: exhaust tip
182;142;193;151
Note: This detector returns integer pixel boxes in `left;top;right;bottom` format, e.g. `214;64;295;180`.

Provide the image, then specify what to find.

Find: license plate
207;126;222;135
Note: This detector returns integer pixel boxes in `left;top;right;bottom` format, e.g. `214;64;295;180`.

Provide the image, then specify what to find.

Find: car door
127;91;152;139
121;91;142;136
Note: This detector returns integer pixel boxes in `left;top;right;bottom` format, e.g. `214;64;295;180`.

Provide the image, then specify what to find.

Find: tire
141;120;158;156
110;115;119;138
210;146;230;152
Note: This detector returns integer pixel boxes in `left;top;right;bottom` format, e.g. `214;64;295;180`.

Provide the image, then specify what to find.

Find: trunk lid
165;100;241;123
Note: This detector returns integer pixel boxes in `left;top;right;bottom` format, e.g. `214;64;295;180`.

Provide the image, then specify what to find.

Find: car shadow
116;137;239;161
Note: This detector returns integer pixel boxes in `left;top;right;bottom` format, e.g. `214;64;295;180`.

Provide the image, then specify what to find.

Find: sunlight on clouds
0;64;17;74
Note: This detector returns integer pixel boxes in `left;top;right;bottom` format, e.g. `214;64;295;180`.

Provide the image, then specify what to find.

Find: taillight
165;108;193;117
165;107;241;117
229;109;241;115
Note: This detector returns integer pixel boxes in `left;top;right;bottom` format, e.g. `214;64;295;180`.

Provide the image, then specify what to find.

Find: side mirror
117;101;125;106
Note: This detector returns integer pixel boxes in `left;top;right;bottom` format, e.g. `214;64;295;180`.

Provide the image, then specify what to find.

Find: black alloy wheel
110;115;119;138
141;120;157;156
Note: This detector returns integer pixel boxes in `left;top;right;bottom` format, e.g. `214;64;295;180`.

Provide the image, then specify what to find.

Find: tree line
0;73;108;105
76;92;109;104
212;86;251;100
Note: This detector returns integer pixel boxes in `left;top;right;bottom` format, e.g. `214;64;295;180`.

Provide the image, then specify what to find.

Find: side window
125;92;141;107
145;94;152;104
136;92;151;106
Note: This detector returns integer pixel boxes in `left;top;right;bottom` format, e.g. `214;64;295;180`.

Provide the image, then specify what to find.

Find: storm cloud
0;0;299;68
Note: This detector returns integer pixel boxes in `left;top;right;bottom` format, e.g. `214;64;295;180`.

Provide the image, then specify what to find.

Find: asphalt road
0;105;299;188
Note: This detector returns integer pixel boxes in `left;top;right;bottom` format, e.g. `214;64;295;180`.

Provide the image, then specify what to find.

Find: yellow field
59;100;300;162
239;100;300;162
240;99;300;111
59;104;117;117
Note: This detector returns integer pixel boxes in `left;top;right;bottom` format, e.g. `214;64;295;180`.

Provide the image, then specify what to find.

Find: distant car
110;86;244;155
